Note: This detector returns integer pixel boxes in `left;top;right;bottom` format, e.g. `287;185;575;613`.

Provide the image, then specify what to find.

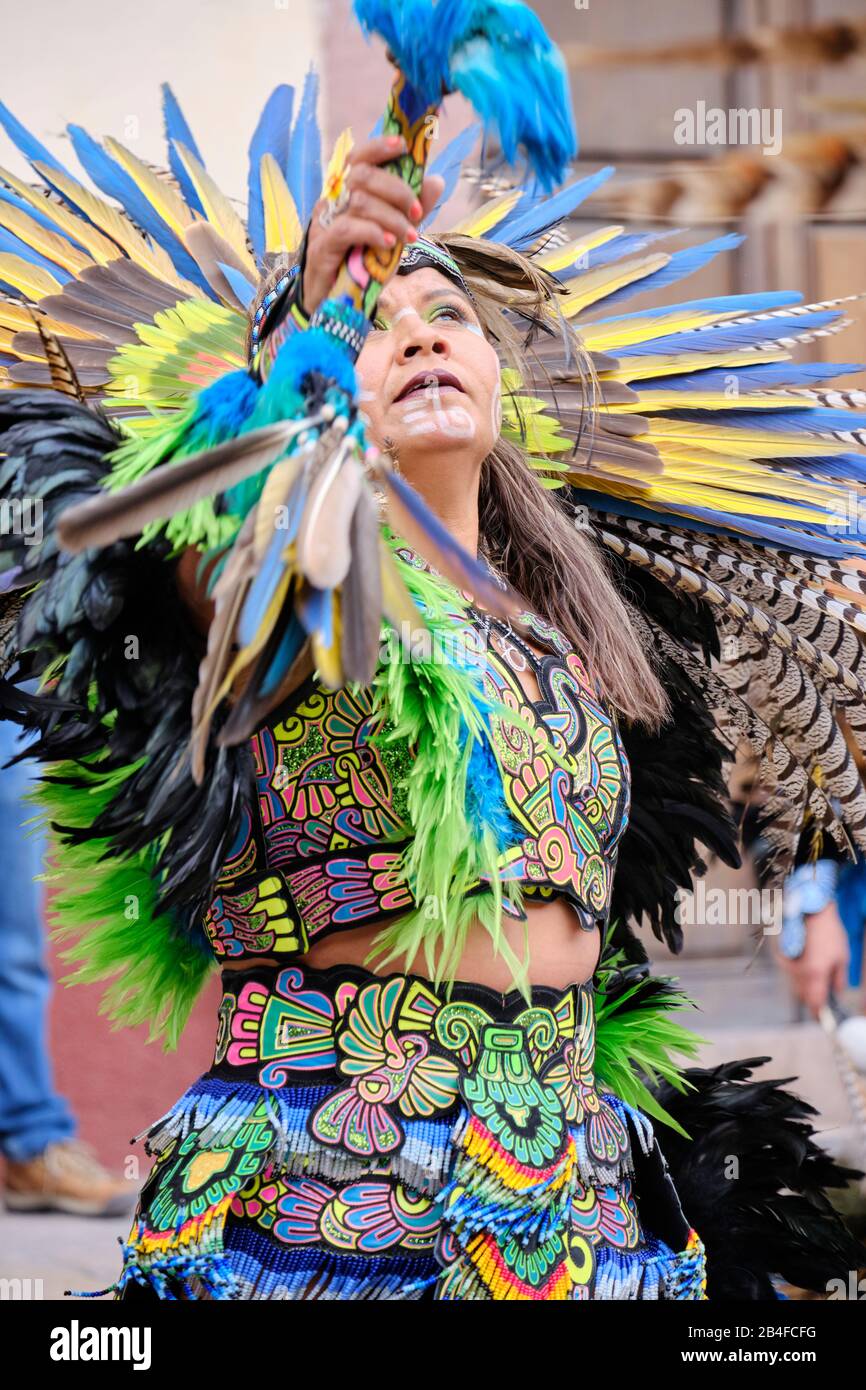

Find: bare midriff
221;622;603;989
221;901;601;989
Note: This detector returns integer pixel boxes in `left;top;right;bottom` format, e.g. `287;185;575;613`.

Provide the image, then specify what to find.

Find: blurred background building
2;0;866;1294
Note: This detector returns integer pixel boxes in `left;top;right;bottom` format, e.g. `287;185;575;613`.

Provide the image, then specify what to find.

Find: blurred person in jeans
0;718;132;1216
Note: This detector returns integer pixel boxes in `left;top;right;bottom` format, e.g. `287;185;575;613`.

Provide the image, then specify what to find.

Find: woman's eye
431;304;467;324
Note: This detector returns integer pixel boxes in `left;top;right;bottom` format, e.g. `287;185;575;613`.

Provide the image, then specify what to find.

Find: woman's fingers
348;134;408;169
420;173;445;217
322;215;400;254
346;186;419;243
350;162;419;218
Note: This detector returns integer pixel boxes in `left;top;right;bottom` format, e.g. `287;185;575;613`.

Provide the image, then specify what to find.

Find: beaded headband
397;237;475;302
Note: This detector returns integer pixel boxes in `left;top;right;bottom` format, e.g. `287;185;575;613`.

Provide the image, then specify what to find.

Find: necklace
471;552;543;675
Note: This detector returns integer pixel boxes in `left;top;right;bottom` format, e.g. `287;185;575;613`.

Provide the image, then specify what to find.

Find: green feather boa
26;759;214;1051
594;933;707;1135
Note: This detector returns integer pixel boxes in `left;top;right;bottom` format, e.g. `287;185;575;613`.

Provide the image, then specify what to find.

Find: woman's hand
300;135;445;316
776;900;850;1017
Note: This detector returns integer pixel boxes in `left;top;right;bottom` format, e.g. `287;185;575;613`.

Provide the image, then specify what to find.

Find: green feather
25;757;215;1051
594;927;708;1136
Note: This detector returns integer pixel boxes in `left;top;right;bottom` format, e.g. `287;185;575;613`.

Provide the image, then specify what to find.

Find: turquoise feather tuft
353;0;577;189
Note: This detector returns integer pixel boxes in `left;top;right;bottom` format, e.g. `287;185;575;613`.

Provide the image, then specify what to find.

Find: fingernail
387;135;404;149
406;226;419;242
383;232;397;246
410;199;423;221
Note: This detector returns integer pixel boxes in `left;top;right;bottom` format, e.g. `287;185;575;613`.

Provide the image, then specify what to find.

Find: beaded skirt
111;964;707;1301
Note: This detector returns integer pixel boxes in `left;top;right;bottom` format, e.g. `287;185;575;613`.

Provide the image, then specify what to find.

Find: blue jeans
0;719;76;1160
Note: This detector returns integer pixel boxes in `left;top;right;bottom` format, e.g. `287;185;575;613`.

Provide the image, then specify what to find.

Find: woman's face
356;266;502;468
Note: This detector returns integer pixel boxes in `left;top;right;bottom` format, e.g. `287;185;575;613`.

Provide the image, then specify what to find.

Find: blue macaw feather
218;262;257;310
571;489;866;559
278;471;308;545
0;225;72;281
260;611;307;698
658;405;866;435
238;522;288;648
297;584;333;645
580;229;679;274
423;122;481;228
354;0;576;190
65;124;212;295
247;85;295;260
795;453;866;483
596;291;802;329
161;83;206;217
638;361;864;392
621;311;840;358
592;235;745;313
495;167;614;248
286;69;322;226
0;100;73;179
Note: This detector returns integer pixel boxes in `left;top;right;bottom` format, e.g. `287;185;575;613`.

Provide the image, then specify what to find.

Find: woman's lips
393;371;465;403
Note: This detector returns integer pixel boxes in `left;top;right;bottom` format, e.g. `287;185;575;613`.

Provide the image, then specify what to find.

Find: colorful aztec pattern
202;545;630;962
97;964;706;1302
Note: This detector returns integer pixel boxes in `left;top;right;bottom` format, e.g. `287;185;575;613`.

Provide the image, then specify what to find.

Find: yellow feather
559;252;671;317
260;154;303;255
449;189;522;238
649;451;843;501
536;225;624;274
103;137;197;241
0;203;93;276
579;307;746;351
646;417;846;458
172;142;258;279
0;255;63;299
312;592;343;689
0;164;122;268
322;128;354;194
570;467;840;524
618;391;821;413
610;349;791;383
32;162;190;289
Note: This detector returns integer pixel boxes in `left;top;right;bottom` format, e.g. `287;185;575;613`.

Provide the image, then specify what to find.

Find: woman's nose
395;318;449;363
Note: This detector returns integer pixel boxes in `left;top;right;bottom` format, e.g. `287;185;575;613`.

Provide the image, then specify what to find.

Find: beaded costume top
202;546;631;964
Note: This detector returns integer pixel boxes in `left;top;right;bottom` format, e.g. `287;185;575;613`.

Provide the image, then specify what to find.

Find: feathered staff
56;0;577;775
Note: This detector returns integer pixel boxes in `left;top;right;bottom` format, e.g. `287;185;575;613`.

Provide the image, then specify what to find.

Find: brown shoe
4;1138;136;1217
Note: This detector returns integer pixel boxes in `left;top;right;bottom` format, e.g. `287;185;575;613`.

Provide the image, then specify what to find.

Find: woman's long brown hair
478;435;669;729
438;233;670;732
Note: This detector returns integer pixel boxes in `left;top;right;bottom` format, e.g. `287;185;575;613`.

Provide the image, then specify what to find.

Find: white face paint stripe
391;305;422;325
